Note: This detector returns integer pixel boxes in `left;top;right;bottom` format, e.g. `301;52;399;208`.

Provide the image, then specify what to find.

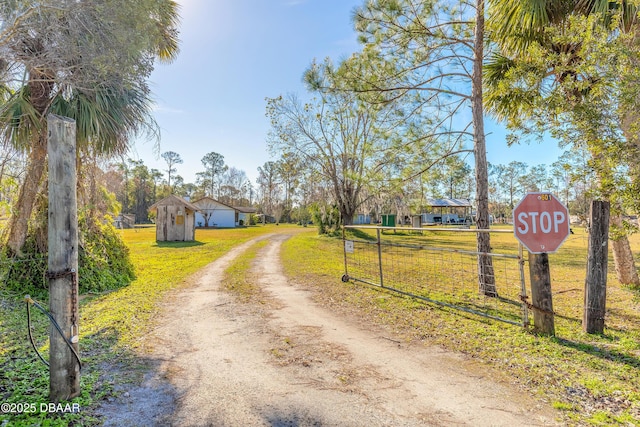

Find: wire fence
342;226;529;326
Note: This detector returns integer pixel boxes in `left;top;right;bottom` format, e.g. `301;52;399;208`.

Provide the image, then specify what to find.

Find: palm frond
153;0;181;63
0;86;44;150
484;53;516;86
49;85;159;157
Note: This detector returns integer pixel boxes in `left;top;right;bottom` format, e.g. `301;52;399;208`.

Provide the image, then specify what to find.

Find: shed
149;195;199;241
353;213;371;225
421;198;473;224
114;213;136;229
192;197;237;228
382;214;396;227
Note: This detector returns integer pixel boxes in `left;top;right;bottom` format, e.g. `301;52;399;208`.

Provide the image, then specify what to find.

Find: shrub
1;213;135;298
309;202;341;236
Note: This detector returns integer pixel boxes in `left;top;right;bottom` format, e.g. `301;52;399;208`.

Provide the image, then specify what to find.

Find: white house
192;197;237;228
235;206;257;226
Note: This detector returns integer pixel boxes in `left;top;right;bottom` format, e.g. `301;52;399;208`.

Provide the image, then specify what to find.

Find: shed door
157;205;186;241
170;205;185;241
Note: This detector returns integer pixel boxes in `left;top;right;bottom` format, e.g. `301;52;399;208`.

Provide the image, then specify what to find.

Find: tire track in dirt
252;233;559;427
104;231;559;426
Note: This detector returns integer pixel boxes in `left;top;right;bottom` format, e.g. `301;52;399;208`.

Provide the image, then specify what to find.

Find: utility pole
47;114;80;401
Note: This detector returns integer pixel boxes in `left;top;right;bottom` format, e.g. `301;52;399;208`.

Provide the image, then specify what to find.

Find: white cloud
152;103;185;114
283;0;307;6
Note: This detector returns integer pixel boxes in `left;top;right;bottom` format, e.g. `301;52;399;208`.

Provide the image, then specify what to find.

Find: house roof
148;194;201;213
426;198;472;208
234;206;258;214
191;197;237;211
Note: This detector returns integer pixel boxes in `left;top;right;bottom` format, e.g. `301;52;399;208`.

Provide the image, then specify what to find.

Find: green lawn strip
281;230;640;426
0;225;283;426
222;239;269;302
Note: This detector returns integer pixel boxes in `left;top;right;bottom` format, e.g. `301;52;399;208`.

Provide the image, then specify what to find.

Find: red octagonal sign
513;192;570;254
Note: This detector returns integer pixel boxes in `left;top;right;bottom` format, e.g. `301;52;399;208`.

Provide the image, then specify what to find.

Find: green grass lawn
1;222;639;426
0;224;287;426
280;225;640;426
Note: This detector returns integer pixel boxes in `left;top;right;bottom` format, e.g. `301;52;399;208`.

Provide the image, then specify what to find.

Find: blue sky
131;0;563;186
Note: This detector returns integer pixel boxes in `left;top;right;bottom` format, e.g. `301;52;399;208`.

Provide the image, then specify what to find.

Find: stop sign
513;192;570;253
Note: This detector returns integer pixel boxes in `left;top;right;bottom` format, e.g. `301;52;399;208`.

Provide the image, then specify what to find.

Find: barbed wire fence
342;226;529;326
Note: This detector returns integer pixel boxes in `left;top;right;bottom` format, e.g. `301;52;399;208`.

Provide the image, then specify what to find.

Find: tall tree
149;168;164;203
267;61;393;227
116;158;133;214
438;156;473;199
521;164;551;193
256;161;281;218
350;0;496;295
198;151;227;198
486;1;640;285
161;150;183;192
130;160;153;222
0;0;180;254
276;152;301;219
219;167;248;205
503;161;528;209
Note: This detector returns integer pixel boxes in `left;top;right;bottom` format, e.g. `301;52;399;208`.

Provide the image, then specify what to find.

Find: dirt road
100;232;559;426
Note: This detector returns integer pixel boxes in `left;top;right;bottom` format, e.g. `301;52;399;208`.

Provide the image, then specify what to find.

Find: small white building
192;197;237;228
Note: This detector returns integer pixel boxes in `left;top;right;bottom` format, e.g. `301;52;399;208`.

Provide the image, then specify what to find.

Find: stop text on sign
516;211;567;234
512;192;570;254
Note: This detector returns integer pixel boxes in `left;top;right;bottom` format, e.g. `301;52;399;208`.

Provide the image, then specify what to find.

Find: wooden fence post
47;114;80;401
583;200;610;334
529;252;555;335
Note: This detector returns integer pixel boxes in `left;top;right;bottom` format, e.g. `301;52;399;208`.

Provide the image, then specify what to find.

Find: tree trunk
584;200;609;334
6;132;47;255
610;214;640;286
472;0;496;296
6;67;54;255
617;112;640;286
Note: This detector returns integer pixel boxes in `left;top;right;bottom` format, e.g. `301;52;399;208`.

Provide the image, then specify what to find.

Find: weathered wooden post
529;253;555;335
583;200;610;334
47;114;80;401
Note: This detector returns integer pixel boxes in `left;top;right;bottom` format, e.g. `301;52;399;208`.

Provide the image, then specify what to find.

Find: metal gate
342;225;529;327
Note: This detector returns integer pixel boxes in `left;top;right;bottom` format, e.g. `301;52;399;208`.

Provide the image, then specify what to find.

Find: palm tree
0;1;180;254
485;0;640;286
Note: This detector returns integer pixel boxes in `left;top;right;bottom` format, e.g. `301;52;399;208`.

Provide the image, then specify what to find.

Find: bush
78;214;136;293
309;202;342;236
1;214;135;298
